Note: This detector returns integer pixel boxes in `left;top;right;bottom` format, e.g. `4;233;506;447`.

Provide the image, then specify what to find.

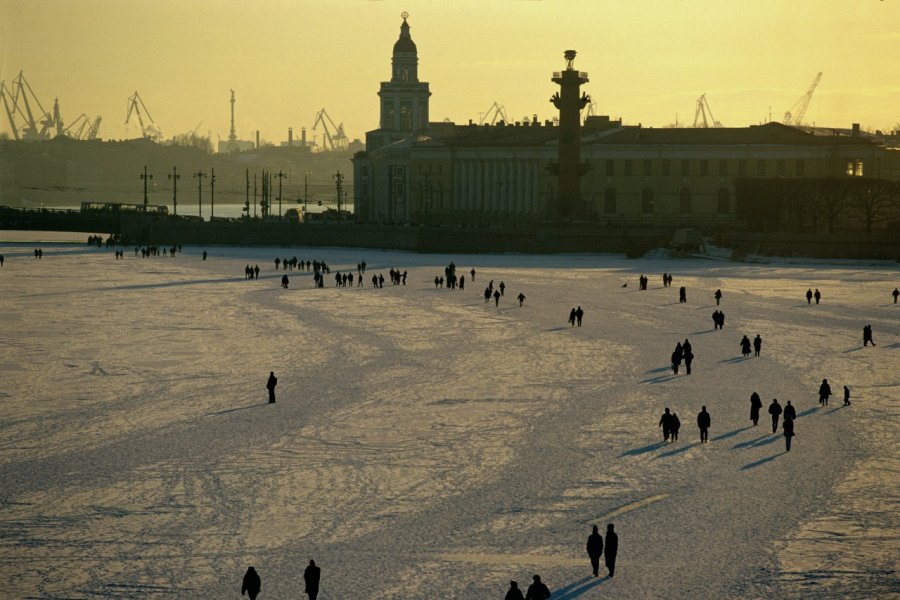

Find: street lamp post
193;170;207;219
140;165;153;210
168;166;180;215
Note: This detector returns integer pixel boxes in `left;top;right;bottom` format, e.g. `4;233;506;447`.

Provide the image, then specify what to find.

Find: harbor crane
782;72;822;127
692;94;723;128
125;91;162;140
312;108;348;151
1;71;54;140
478;101;509;125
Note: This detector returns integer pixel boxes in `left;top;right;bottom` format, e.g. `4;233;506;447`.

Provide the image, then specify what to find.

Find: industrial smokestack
288;127;294;146
256;130;260;148
301;127;307;147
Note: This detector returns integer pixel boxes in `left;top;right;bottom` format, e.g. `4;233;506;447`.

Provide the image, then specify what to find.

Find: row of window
604;158;808;178
601;187;732;215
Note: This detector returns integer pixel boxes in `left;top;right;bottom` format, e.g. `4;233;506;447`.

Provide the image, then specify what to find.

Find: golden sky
2;0;898;144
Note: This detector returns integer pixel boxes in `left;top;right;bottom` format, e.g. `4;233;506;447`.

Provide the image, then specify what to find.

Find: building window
603;188;617;214
757;159;767;177
776;159;786;176
662;160;671;176
606;159;615;176
679;188;692;214
641;188;654;214
846;159;864;176
699;159;709;176
681;160;690;176
643;159;652;176
717;188;731;214
796;160;805;177
384;102;395;127
719;160;728;176
738;160;747;177
624;159;633;176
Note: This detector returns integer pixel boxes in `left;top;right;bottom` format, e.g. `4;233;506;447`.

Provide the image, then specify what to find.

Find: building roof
393;19;417;54
591;122;878;146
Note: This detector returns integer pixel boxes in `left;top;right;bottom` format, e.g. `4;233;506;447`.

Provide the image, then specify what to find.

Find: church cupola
391;13;419;83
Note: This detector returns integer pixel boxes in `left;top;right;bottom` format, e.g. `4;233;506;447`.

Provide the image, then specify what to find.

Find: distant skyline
2;0;898;145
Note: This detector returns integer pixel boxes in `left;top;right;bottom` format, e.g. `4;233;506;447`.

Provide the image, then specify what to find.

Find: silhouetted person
241;566;261;600
740;335;752;357
818;378;832;407
712;310;721;330
604;524;618;577
671;412;681;441
568;308;576;327
254;265;259;279
697;406;711;442
517;292;526;307
753;334;762;357
714;288;722;305
304;559;321;600
659;407;673;441
266;371;277;403
505;580;525;600
805;288;813;304
494;289;501;306
863;324;875;346
586;524;604;576
575;306;584;326
499;281;505;296
750;392;763;426
783;400;796;421
814;288;821;304
470;268;476;281
378;274;384;288
0;254;4;267
671;347;682;375
202;250;207;261
783;416;795;452
683;348;694;375
281;274;289;289
769;399;782;433
485;287;492;304
893;288;899;304
524;574;551;600
679;286;687;303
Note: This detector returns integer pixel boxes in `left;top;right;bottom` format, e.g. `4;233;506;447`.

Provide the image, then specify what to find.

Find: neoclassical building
353;17;899;227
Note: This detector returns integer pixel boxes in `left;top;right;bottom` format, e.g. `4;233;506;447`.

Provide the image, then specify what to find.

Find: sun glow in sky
2;0;898;144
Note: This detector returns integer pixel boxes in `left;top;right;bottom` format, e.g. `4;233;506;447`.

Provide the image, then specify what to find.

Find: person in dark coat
714;288;722;305
679;286;687;303
0;254;4;266
740;335;752;357
753;334;762;357
750;392;763;426
604;524;618;577
818;378;832;407
266;371;277;403
494;289;501;306
568;308;577;326
486;287;493;304
768;398;782;433
586;525;604;576
524;574;551;600
893;288;899;304
659;407;673;441
783;416;795;452
304;559;321;600
712;310;720;330
814;288;821;304
783;400;796;421
575;306;584;326
805;288;813;304
517;292;526;307
863;324;875;346
844;385;851;406
671;348;682;375
281;274;289;289
241;566;261;600
683;348;694;375
505;581;525;600
378;274;385;288
670;412;681;441
697;406;711;442
470;267;476;281
499;281;506;296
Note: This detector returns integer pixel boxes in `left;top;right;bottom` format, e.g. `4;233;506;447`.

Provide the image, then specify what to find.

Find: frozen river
1;242;897;598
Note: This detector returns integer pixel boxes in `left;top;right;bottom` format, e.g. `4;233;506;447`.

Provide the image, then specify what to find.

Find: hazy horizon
2;0;898;144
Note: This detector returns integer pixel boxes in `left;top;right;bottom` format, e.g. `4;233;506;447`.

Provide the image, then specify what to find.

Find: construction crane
125;91;162;140
312;108;348;151
783;72;822;127
63;113;92;139
478;101;509;125
87;116;102;140
692;94;723;128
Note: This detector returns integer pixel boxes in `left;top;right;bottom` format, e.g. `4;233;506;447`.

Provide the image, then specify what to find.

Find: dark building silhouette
549;50;591;219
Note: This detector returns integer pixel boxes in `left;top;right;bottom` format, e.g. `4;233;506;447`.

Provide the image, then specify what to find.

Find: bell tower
377;12;431;137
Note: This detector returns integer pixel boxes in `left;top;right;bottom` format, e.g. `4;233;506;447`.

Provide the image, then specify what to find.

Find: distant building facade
353;17;900;229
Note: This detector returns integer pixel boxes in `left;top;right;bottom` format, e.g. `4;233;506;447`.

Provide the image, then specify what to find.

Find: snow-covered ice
1;240;897;599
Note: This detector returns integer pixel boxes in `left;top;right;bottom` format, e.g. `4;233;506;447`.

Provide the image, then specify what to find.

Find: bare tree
848;179;900;234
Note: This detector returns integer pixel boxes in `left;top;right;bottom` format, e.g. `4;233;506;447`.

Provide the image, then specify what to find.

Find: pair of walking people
586;524;619;578
242;560;320;599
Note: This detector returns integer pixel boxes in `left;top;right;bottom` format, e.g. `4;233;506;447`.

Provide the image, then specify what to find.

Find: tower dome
393;15;418;54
